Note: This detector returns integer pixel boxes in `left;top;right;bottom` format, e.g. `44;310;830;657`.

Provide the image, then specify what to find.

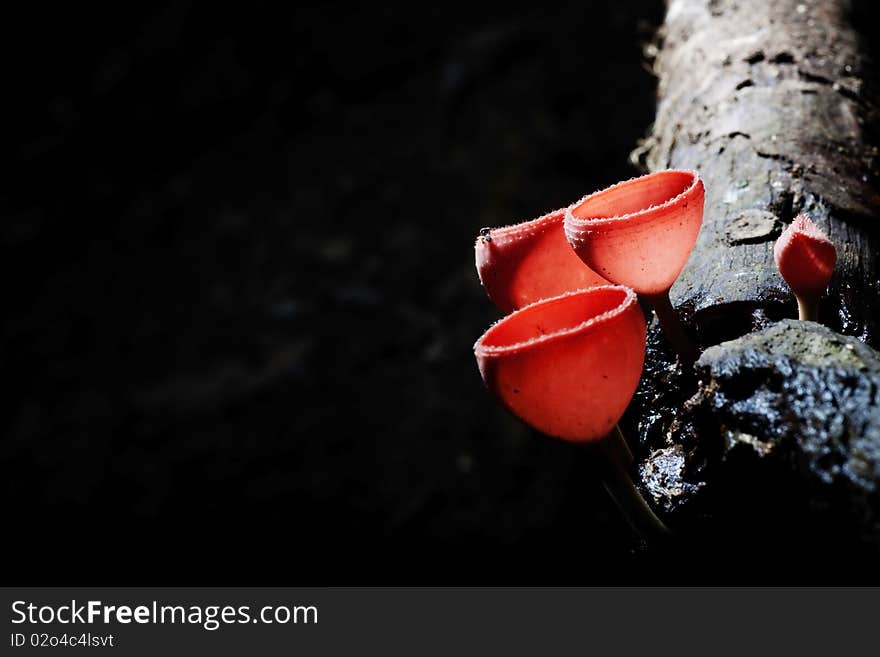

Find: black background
5;1;874;584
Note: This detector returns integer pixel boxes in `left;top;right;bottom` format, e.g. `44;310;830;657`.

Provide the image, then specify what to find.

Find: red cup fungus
475;208;610;313
564;170;704;365
474;285;668;537
773;214;836;322
474;286;644;442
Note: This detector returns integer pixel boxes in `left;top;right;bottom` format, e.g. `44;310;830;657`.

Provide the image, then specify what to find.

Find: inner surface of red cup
474;285;646;442
475;208;609;313
564;170;704;296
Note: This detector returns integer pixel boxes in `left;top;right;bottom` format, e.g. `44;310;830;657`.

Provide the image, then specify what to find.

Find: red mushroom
564;170;704;365
475;208;610;313
474;285;669;538
773;214;836;322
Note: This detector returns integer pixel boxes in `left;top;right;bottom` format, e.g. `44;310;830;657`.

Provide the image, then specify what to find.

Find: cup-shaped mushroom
773;214;836;300
474;285;645;442
475;208;610;313
564;170;704;296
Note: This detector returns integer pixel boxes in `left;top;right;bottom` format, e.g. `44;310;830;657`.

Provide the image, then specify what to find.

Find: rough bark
640;0;880;341
630;0;880;549
645;321;880;542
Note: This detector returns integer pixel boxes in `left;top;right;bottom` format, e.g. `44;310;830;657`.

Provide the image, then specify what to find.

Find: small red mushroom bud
474;285;669;539
475;208;610;313
564;170;704;365
773;214;837;322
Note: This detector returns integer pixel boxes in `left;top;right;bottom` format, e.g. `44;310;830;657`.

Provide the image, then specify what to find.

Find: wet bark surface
643;321;880;537
631;0;880;561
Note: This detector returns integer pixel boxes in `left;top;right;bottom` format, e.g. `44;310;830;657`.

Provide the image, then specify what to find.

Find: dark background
1;0;737;583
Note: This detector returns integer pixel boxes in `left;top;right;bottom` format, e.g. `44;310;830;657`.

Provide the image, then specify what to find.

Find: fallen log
642;0;880;338
629;0;880;557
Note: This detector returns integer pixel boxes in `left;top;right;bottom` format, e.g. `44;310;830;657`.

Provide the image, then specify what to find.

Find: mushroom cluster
472;172;838;539
473;170;706;537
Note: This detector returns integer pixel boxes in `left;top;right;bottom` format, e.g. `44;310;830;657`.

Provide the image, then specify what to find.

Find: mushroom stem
644;290;699;367
796;295;819;322
608;423;634;466
594;427;671;541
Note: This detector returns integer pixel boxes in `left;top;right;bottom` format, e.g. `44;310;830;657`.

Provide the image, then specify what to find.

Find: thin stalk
796;295;819;322
593;426;670;541
644;290;699;367
607;423;633;467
